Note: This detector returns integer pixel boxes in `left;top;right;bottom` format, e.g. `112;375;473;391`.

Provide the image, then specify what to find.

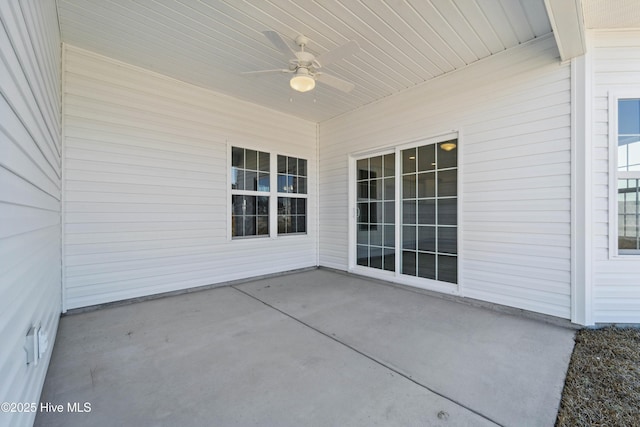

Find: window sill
609;253;640;260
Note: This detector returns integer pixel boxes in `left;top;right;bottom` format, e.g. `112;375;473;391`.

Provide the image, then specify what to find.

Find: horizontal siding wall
63;45;317;309
0;1;61;426
592;30;640;323
319;35;572;319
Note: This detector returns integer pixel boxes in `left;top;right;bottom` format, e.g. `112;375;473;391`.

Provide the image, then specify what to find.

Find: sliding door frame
348;131;463;296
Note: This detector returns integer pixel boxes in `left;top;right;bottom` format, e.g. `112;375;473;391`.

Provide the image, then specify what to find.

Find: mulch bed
556;327;640;426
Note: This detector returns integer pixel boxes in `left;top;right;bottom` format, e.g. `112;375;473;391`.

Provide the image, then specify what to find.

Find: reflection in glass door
356;153;395;271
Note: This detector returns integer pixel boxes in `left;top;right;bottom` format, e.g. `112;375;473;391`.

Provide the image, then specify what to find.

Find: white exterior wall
63;46;317;310
591;30;640;323
319;35;572;319
0;1;61;426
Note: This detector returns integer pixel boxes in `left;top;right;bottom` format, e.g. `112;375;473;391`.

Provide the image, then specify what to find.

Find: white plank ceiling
57;0;553;122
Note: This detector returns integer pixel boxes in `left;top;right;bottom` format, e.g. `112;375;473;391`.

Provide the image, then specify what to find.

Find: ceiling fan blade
315;73;355;93
262;30;297;56
242;69;293;75
314;40;360;67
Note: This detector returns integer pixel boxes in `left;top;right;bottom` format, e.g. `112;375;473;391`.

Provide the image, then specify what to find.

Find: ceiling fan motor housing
294;51;316;74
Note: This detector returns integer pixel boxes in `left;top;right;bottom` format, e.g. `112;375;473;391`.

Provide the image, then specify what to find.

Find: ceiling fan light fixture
290;69;315;92
250;32;359;94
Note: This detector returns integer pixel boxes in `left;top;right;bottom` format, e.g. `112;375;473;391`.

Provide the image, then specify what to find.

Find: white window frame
608;90;640;258
349;147;397;282
228;145;272;240
275;154;309;236
227;143;309;241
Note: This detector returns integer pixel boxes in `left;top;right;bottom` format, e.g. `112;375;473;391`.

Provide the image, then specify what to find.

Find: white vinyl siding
320;35;572;319
63;45;317;310
592;30;640;323
0;1;61;426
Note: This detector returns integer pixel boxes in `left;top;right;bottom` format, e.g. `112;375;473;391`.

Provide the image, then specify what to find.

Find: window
277;155;307;235
231;147;270;238
230;147;308;239
616;99;640;254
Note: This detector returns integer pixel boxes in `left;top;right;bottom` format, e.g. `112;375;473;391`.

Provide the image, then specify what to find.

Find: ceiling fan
244;31;360;93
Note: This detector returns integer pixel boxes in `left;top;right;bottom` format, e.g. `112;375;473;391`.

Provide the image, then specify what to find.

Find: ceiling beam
544;0;587;61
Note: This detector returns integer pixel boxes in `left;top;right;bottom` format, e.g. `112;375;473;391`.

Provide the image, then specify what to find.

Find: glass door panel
356;154;395;272
400;140;458;283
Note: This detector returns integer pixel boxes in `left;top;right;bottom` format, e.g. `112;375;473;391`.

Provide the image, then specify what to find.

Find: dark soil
556;327;640;426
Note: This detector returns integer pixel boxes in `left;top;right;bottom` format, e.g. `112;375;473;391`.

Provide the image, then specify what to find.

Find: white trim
570;55;579;324
570;52;593;325
347;154;355;270
60;43;67;313
456;128;464;297
315;123;320;267
231;189;272;196
608;89;640;260
619;171;640;179
226;141;232;242
348;147;395;272
269;150;277;239
608;92;617;259
544;0;586;61
394;146;401;277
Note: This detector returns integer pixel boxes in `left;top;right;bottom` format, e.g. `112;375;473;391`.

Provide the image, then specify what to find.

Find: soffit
58;0;552;122
583;0;640;29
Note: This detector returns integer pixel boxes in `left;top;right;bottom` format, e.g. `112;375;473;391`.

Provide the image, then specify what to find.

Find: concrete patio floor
36;269;575;427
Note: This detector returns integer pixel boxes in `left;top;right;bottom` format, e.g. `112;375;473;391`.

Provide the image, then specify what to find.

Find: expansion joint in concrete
230;285;503;427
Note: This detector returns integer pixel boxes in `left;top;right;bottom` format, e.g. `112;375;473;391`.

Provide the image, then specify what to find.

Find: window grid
232;195;269;237
231;147;270;192
356;153;396;272
278;197;307;234
277;155;307;194
231;147;270;238
619;179;640;251
277;155;308;236
232;149;309;239
401;140;457;284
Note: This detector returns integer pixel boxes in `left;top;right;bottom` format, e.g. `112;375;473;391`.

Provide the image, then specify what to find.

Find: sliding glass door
352;136;458;290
